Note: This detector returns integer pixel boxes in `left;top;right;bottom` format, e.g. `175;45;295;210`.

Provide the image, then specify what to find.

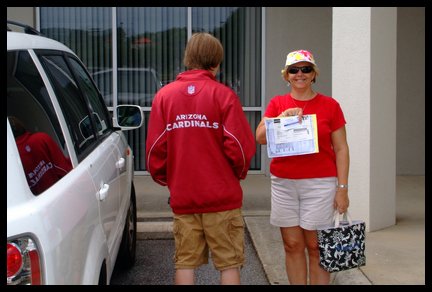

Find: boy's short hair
184;33;223;71
8;116;26;138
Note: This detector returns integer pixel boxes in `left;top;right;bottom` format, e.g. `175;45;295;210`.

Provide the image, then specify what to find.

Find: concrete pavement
134;175;425;285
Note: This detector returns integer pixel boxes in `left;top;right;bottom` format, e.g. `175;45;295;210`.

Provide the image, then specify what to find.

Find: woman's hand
282;107;303;123
255;107;303;145
334;188;349;214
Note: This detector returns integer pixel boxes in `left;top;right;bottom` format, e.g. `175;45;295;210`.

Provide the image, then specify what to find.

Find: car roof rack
7;20;44;36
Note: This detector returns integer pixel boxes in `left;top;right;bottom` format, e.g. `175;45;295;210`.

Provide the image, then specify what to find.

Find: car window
92;69;161;106
68;57;112;139
37;52;97;161
7;50;72;195
118;70;158;94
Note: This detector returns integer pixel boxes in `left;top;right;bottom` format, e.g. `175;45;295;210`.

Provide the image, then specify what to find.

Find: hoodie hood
175;70;216;97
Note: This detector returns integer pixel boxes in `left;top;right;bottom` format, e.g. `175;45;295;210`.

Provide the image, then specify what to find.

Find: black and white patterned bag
317;210;366;273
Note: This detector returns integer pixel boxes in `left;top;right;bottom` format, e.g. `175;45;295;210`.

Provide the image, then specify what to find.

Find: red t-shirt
15;132;73;195
264;93;346;179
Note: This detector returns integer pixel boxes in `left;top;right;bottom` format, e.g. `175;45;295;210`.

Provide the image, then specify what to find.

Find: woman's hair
282;63;320;84
183;33;223;71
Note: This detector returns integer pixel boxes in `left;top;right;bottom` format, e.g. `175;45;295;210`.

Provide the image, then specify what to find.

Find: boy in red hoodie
146;33;256;285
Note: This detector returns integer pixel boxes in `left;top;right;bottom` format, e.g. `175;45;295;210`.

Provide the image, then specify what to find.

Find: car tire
115;182;137;269
98;261;107;285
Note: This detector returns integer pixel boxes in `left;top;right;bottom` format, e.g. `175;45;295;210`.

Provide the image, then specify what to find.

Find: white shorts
270;175;337;230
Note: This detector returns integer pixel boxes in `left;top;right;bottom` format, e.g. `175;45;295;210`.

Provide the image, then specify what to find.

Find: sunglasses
288;66;314;74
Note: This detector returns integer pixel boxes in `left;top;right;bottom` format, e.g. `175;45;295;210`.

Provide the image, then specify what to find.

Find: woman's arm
255;117;269;145
331;125;350;213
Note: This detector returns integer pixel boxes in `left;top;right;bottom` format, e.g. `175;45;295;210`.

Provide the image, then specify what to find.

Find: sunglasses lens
302;66;313;73
288;66;313;74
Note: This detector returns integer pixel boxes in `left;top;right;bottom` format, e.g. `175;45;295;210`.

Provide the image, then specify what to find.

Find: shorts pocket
173;219;181;262
227;215;245;263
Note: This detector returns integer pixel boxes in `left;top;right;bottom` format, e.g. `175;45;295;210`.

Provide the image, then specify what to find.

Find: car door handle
99;183;110;201
116;157;125;169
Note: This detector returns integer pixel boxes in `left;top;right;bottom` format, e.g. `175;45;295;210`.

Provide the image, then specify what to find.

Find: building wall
7;7;35;27
264;7;332;103
333;7;374;229
263;7;425;177
396;7;425;175
370;7;397;231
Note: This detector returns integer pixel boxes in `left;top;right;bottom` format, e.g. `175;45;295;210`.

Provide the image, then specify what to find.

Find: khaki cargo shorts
173;207;245;271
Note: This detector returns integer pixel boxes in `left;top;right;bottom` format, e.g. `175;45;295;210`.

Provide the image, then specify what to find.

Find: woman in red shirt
255;50;350;285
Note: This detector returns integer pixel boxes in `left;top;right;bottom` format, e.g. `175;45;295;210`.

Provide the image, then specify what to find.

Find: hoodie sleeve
146;94;168;186
222;97;256;179
43;133;73;177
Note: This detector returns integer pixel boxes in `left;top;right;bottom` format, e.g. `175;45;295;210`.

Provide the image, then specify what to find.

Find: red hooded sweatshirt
146;70;256;214
15;132;72;195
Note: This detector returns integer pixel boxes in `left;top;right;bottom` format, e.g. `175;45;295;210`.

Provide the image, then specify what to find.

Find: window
7;50;71;195
68;56;112;139
192;7;262;107
115;7;188;169
40;7;113;104
117;7;187;106
37;52;98;160
192;7;262;170
40;7;263;171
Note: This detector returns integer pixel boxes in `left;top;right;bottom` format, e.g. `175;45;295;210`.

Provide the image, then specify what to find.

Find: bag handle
333;209;353;228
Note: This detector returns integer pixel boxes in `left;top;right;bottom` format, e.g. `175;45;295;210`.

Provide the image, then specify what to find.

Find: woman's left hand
334;188;349;214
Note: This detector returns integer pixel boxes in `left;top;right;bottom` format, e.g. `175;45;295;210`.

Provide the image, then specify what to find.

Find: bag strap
333;209;353;228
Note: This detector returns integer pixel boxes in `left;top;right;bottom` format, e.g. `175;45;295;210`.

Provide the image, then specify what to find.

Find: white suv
7;20;143;285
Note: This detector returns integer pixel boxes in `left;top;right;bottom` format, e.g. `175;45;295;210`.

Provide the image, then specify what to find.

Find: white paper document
265;114;319;158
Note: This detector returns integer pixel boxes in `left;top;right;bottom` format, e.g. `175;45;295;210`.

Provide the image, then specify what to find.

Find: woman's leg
304;230;330;285
280;226;307;285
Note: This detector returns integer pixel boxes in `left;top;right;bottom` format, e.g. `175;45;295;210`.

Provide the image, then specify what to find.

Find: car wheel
116;182;137;269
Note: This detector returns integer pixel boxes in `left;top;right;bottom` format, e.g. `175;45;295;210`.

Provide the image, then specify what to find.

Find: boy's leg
203;208;245;279
173;213;208;285
174;269;195;285
220;267;241;285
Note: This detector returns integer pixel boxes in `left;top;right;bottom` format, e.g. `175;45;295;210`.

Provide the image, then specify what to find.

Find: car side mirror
79;112;107;140
113;105;144;130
